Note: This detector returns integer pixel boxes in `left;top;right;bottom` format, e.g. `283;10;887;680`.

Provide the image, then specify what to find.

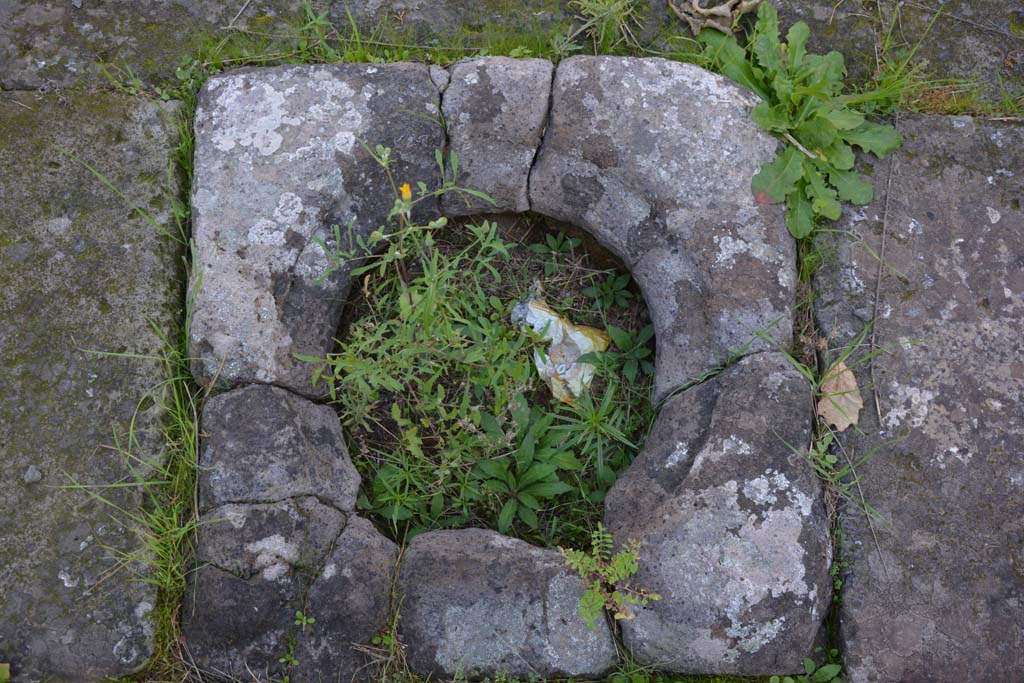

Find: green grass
299;146;655;549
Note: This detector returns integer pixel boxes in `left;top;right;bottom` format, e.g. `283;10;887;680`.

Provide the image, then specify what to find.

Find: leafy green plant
528;230;582;276
302;146;653;545
294;610;316;632
699;3;902;239
583;272;635;311
769;656;843;683
560;523;660;631
605;324;655;383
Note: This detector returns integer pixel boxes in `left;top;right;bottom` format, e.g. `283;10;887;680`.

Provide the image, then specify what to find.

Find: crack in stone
524;61;558;215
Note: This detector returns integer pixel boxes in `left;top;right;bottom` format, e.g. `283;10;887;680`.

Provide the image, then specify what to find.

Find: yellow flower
400;183;412;202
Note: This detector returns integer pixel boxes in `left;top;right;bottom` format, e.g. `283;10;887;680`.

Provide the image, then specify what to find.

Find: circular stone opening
314;211;655;547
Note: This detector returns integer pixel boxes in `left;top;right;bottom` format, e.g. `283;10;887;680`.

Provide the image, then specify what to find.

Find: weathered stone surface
334;1;672;46
398;528;618;678
530;56;794;402
183;563;304;681
0;91;182;682
189;63;445;396
605;352;829;674
0;0;308;89
198;384;360;513
441;57;553;215
198;497;347;580
183;498;352;680
814;115;1024;682
773;0;880;84
878;0;1023;104
294;516;399;683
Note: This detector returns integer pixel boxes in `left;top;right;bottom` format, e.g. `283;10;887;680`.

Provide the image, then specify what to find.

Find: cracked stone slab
441;57;553;215
197;497;347;580
183;564;304;681
198;384;360;513
398;528;618;678
529;56;795;403
0;91;183;682
294;516;399;683
183;497;349;679
814;114;1024;682
605;352;829;674
188;62;444;396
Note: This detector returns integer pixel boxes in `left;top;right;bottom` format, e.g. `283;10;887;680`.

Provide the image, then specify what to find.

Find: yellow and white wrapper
511;294;609;404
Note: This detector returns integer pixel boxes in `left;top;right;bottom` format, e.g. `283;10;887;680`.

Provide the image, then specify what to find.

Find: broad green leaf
751;102;792;133
524;480;574;497
842;121;902;156
515;433;535;468
498;499;517;532
518;505;539;529
795;116;838;149
430;492;444;518
517;491;541;509
823;142;855;170
752;3;783;74
699;29;769;100
786;22;810;69
477;459;507;480
754;33;785;75
772;73;794;105
804;658;817;675
552;451;583;470
510;394;530;432
479;411;503;440
520;462;559;487
812;196;842;221
809;51;847;94
607;325;633;350
752;146;803;202
829;168;874;204
803;161;842;220
812;664;843;681
822;107;865;130
786;185;815;239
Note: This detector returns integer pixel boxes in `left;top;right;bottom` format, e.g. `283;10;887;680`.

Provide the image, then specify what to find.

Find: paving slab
398;528;618;678
0;0;309;90
775;0;1024;101
813;114;1024;682
188;62;445;396
606;352;829;675
0;91;183;681
530;56;794;403
879;0;1024;104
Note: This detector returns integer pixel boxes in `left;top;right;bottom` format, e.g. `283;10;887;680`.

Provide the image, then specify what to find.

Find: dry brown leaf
817;360;863;431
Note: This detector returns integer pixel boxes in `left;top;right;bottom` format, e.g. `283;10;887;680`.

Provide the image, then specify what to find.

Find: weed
768;655;842;683
699;3;902;239
528;230;583;276
602;324;655;383
583;272;635;312
301;146;654;547
570;0;643;54
560;523;660;631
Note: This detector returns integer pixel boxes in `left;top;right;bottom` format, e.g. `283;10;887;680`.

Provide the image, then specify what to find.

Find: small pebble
23;465;43;484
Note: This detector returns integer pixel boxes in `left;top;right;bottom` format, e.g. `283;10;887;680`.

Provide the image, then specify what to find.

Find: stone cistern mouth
185;56;829;679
